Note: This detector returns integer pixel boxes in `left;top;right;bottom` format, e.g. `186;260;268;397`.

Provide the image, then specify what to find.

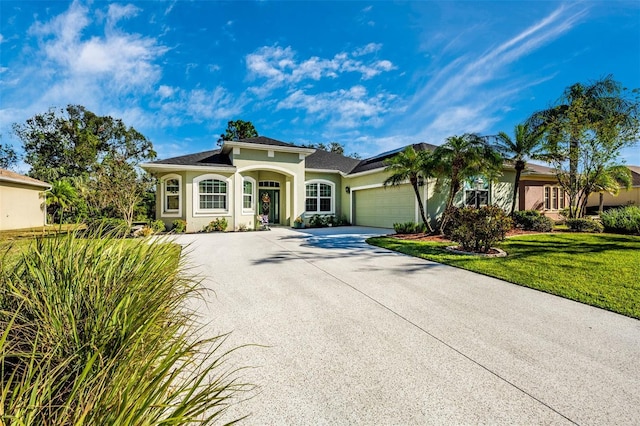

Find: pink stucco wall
519;180;566;220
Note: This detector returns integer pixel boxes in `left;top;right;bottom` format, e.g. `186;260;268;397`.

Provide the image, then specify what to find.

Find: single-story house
0;168;51;231
586;166;640;211
141;137;566;231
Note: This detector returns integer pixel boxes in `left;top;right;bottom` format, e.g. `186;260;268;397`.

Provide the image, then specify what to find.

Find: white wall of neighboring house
0;169;50;231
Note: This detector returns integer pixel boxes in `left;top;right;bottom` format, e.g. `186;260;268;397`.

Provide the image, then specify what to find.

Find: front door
260;189;279;224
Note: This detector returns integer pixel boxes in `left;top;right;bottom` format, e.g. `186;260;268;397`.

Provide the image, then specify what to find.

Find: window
259;181;280;188
463;177;489;208
305;180;334;213
544;185;565;210
161;174;181;217
243;177;255;212
193;174;230;215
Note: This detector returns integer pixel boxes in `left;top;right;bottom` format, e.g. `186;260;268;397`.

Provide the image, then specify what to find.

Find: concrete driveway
175;226;640;425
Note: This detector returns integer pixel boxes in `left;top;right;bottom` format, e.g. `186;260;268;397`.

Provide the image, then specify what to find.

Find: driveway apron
175;227;640;425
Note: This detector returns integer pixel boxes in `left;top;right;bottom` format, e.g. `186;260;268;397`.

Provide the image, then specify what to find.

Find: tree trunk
510;165;523;215
411;180;434;233
599;193;604;213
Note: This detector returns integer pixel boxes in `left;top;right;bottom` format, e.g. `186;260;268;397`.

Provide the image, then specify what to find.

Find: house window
259;181;280;188
463;177;489;208
161;174;181;217
305;180;334;213
193;174;230;215
544;185;565;210
243;177;256;212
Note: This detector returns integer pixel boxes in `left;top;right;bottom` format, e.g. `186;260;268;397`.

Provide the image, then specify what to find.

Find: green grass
367;233;640;319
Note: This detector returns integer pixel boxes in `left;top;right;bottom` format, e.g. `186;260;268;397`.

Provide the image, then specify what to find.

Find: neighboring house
0;168;51;231
141;137;558;231
517;163;569;220
586;165;640;210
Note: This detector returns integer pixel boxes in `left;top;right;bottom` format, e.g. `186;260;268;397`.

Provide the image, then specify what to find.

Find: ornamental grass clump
0;231;247;425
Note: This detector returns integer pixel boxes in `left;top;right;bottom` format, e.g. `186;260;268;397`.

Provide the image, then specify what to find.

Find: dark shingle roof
350;142;438;174
150;149;233;167
234;136;300;148
627;166;640;186
305;149;361;173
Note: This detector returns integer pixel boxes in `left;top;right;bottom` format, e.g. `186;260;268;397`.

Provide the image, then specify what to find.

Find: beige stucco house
0;168;51;231
586;166;640;210
141;137;560;232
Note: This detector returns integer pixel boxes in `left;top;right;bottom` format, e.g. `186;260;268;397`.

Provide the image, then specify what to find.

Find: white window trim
242;176;256;214
193;174;232;216
161;174;182;218
305;179;335;215
544;185;565;211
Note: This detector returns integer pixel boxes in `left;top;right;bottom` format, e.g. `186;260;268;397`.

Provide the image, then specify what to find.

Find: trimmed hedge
600;206;640;234
447;206;513;253
566;218;604;233
512;210;554;232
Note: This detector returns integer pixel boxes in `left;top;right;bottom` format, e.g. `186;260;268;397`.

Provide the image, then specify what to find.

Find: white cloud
157;85;175;98
246;44;395;95
277;85;395;129
352;42;382;56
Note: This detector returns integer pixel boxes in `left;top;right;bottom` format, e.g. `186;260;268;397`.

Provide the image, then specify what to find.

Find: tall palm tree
47;180;78;224
432;134;503;233
494;124;545;214
384;146;434;233
588;165;632;213
527;75;638;218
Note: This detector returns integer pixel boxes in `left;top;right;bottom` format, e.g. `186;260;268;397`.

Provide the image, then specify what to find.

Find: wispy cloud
403;3;589;145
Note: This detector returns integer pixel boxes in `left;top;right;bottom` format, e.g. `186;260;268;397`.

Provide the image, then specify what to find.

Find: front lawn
367;233;640;319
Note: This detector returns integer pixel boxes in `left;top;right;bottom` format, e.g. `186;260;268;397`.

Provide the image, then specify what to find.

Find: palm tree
47;180;78;224
432;134;503;233
588;165;632;213
384;146;435;233
494;124;545;214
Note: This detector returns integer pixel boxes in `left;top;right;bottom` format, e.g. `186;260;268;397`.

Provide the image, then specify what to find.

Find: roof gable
0;168;51;188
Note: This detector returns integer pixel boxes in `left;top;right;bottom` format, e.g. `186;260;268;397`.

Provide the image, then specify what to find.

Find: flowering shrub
448;206;513;253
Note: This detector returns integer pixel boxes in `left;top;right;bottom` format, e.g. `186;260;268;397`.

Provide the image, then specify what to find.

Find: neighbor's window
193;174;229;214
161;174;181;217
243;177;255;212
305;180;334;213
544;186;565;210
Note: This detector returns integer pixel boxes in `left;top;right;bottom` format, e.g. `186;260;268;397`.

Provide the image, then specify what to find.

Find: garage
353;184;416;228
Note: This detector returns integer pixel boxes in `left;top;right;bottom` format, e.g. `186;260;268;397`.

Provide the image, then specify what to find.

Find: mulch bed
391;229;543;243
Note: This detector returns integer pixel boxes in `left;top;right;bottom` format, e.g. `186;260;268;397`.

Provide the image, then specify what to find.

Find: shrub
85;217;130;238
150;219;166;233
133;225;154;238
172;219;187;233
512;210;554;232
393;222;427;234
0;231;247;424
203;217;229;232
566;218;604;233
237;223;248;232
335;214;351;226
448;206;513;253
600;206;640;234
309;214;328;228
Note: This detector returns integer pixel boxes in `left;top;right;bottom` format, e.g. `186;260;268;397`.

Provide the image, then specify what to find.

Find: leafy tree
0;141;19;170
528;76;640;218
304;141;361;159
494;124;545;214
217;120;258;146
588;165;632;213
13;105;156;182
384;146;435;233
432;134;504;233
46;180;78;224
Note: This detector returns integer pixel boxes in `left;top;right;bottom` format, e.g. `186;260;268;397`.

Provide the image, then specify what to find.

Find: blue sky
1;0;639;169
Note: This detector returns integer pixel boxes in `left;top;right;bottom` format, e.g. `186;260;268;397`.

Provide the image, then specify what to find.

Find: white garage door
353;185;416;228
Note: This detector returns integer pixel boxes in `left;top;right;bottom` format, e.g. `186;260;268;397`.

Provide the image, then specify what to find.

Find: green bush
512;210;554;232
172;219;187;233
0;231;247;424
203;217;229;232
600;205;640;234
448;206;513;253
566;218;604;233
309;215;328;228
393;222;427;234
150;219;166;233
